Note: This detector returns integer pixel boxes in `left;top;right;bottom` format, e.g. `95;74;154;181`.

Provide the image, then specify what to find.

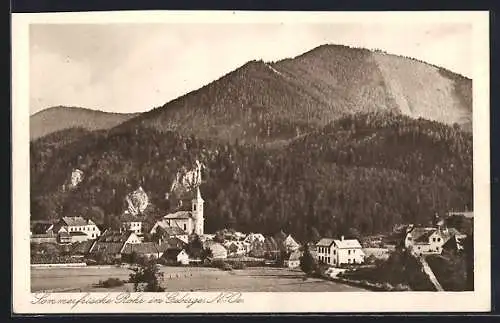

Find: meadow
31;266;367;292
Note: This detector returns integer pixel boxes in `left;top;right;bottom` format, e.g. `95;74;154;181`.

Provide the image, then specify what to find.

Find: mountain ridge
30;106;139;140
112;44;471;146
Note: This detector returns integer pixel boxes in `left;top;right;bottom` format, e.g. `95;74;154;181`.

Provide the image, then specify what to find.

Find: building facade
316;236;365;267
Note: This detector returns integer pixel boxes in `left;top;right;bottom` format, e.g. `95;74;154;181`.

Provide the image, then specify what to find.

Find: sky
30;23;472;115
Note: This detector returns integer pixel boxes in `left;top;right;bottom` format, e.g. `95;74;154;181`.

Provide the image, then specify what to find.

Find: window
348;250;351;255
193;204;197;211
437;238;441;242
183;224;187;231
333;249;336;255
433;238;436;242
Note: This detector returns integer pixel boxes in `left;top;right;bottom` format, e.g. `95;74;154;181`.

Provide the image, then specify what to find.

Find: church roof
164;211;193;220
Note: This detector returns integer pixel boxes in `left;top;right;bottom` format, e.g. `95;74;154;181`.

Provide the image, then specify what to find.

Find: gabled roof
71;240;94;254
163;248;185;259
61;216;89;227
414;230;437;243
154;221;187;235
97;230;135;243
334;239;362;249
407;227;435;241
120;213;145;223
316;238;335;247
122;242;160;255
164;211;193;220
90;242;123;254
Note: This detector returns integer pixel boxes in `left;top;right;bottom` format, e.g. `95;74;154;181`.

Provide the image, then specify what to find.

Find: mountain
30;106;139;140
117;44;472;145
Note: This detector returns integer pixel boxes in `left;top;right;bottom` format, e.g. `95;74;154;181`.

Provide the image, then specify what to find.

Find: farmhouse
163;249;190;265
89;230;141;259
121;242;168;259
51;216;101;239
150;220;189;243
205;242;228;259
404;225;465;256
119;213;145;235
316;236;365;267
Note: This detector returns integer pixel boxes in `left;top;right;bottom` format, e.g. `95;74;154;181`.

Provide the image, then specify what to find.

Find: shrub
97;277;125;288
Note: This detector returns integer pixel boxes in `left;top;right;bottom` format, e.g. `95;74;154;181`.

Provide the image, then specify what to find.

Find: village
30;166;474;292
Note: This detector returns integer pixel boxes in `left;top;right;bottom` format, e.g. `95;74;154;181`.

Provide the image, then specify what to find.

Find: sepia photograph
12;11;490;313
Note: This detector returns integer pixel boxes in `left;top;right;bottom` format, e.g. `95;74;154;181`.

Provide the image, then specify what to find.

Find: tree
129;259;165;292
187;234;204;259
299;245;316;276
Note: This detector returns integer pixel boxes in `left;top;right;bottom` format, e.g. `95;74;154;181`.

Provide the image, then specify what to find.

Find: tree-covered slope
30;113;472;241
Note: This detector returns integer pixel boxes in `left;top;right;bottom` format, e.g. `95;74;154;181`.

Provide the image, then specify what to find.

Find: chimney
341;235;344;241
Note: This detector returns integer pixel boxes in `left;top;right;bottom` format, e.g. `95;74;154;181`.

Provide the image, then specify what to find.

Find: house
121;242;167;260
119;213;145;235
404;226;460;256
316;236;365;267
244;233;265;244
89;230;141;259
206;242;228;259
51;216;101;239
163;248;190;265
284;250;302;269
150;220;189;243
162;187;205;235
284;235;300;252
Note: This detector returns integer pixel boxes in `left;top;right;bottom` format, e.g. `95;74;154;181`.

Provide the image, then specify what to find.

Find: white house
284;235;300;252
119;213;144;235
316;236;365;267
162;187;205;235
207;242;228;259
244;233;265;244
404;226;461;256
51;216;101;240
150;220;189;244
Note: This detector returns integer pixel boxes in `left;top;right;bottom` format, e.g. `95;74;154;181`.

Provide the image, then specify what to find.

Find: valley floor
31;266;367;293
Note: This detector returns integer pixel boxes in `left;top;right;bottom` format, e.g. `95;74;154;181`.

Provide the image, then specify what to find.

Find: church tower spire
192;186;205;235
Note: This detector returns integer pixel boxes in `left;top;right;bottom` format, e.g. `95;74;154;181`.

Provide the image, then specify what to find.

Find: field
31;266;367;292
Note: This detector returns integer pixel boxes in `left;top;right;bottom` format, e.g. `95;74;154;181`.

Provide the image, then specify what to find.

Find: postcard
12;10;490;313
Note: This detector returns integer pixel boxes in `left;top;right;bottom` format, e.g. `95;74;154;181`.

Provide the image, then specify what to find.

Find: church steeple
192;186;205;235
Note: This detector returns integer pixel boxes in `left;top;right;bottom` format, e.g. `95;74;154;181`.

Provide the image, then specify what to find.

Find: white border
12;11;491;313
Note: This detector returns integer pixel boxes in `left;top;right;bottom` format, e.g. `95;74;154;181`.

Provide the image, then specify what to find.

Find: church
151;186;205;236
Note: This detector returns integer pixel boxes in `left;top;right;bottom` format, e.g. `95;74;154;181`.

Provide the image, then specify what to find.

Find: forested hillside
30;112;472;241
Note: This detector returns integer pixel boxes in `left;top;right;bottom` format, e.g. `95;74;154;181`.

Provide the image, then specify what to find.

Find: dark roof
71;240;94;254
97;230;134;243
162;237;187;249
316;238;335;247
122;242;160;255
414;230;436;243
164;211;192;220
120;213;145;223
156;223;187;236
90;242;123;254
163;248;184;260
61;216;90;227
